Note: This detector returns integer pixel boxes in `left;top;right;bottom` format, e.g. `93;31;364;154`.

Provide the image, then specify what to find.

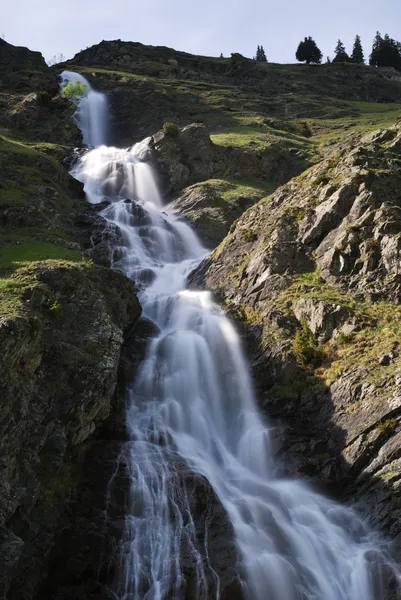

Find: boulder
294;298;350;342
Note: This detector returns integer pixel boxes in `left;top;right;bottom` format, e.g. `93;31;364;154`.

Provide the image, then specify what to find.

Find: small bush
162;121;180;138
292;320;323;367
61;81;87;102
242;230;256;242
49;299;62;313
377;418;397;434
312;173;330;187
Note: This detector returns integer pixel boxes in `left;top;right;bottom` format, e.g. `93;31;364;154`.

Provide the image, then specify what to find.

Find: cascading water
63;72;401;599
61;70;108;147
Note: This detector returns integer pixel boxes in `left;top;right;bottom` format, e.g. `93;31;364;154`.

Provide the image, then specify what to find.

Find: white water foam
63;71;400;600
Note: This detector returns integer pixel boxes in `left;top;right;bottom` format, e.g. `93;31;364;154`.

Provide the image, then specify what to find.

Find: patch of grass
210;125;312;150
48;299;62;313
191;178;271;208
0;237;83;270
311;173;330;187
242;230;256;243
61;81;87;101
0;261;89;320
223;176;277;195
301;100;401;146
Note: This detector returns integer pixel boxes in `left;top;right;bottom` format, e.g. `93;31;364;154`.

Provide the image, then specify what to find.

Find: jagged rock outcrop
192;123;401;552
0;262;141;598
168;178;266;248
153;123;307;195
0;39;81;146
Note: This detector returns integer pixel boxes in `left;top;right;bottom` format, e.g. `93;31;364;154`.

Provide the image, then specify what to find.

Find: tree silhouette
351;35;364;64
370;32;401;70
333;40;350;63
255;45;267;61
296;37;322;65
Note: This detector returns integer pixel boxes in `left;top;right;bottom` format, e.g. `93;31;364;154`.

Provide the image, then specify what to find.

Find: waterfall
60;70;108;147
62;72;400;599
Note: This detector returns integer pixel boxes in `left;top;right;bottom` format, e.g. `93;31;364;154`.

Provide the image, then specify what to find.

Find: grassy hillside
63;41;401;155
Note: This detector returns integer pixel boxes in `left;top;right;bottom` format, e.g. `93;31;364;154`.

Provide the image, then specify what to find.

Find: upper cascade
60;70;108;147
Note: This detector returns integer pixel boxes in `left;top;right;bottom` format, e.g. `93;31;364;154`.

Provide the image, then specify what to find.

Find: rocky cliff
0;40;143;598
192;123;401;556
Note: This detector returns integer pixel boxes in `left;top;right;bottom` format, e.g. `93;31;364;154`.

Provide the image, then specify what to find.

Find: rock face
192;124;401;554
293;298;350;343
0;262;141;599
168;178;266;248
0;39;81;146
0;39;145;599
152;123;309;197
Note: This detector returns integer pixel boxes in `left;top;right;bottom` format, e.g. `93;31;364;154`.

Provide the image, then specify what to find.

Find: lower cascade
63;72;400;599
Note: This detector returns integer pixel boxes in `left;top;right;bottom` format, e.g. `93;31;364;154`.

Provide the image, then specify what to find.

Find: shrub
49;299;62;313
242;230;256;242
312;173;330;187
162;121;180;137
377;418;397;434
292;320;323;367
61;81;87;102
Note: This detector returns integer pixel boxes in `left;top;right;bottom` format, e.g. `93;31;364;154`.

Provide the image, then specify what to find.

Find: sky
2;0;401;65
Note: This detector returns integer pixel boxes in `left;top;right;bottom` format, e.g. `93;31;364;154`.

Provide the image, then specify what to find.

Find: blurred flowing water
61;72;400;600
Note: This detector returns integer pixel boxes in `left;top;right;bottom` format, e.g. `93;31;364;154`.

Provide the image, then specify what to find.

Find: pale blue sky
2;0;400;64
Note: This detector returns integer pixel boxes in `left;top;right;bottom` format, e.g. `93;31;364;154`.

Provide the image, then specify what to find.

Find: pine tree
369;31;383;66
370;32;401;70
332;40;350;63
296;37;322;65
255;45;267;61
351;35;364;64
258;45;267;61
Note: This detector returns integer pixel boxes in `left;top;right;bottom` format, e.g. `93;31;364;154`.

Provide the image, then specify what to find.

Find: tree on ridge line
296;37;322;65
351;35;364;64
255;45;267;62
370;31;401;70
333;39;350;63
